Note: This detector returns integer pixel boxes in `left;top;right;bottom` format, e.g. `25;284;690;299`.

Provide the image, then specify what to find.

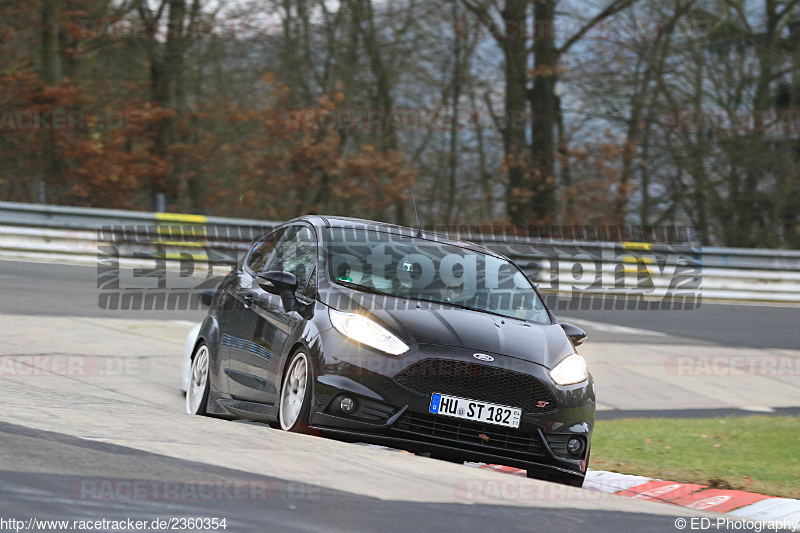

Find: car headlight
549;354;588;386
329;309;409;355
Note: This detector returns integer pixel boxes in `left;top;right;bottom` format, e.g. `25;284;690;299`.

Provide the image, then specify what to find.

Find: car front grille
393;358;557;414
391;412;547;457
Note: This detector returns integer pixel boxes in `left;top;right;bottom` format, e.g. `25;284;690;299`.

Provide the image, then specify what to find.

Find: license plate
429;393;522;428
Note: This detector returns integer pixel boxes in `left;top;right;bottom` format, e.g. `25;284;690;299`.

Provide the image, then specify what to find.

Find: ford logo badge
473;353;494;362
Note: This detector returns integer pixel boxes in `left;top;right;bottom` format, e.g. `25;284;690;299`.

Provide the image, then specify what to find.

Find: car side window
266;225;317;293
303;267;317;298
247;229;284;273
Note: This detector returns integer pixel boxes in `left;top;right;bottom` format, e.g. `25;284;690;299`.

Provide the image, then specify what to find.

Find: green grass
590;416;800;499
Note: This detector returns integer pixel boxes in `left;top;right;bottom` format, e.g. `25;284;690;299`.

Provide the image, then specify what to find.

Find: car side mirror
560;323;587;347
257;270;313;319
199;290;215;308
257;270;298;295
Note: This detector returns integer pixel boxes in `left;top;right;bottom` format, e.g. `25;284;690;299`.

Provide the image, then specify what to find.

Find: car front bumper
309;331;595;482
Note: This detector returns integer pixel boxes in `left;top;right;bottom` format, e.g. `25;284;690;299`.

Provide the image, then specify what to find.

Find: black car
185;216;594;486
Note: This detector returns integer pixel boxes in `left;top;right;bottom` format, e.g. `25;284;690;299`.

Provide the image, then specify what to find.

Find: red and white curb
476;464;800;529
356;444;799;528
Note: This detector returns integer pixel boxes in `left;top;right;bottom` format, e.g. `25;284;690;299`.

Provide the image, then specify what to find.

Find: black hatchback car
186;216;595;486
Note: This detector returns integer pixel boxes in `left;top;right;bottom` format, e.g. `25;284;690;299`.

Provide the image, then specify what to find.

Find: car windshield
325;228;550;323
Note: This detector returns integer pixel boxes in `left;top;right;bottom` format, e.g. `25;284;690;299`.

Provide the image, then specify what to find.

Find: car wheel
278;351;313;432
186;343;210;415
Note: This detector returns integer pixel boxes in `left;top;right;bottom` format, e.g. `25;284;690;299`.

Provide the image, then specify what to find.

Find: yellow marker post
622;242;652;251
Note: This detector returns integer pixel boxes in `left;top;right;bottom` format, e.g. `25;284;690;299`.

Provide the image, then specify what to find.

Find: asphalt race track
1;258;797;532
0;420;690;532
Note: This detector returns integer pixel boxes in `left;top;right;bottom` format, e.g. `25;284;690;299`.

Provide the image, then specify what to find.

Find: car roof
285;215;506;259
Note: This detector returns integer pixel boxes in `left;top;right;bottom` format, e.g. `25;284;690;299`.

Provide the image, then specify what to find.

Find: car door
223;228;285;404
246;224;318;402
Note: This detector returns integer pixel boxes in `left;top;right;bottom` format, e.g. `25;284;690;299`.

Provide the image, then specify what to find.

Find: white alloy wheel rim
280;353;308;430
186;345;209;414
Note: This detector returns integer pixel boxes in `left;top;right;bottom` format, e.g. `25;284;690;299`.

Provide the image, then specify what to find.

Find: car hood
321;288;574;369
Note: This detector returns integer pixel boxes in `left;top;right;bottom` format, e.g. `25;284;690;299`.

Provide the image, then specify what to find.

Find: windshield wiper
412;296;532;322
333;280;534;322
334;279;394;297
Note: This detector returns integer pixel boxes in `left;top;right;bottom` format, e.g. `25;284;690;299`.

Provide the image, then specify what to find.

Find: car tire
278;351;313;432
186;343;211;415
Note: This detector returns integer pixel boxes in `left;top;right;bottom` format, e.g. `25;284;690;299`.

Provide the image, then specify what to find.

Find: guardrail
1;201;799;304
